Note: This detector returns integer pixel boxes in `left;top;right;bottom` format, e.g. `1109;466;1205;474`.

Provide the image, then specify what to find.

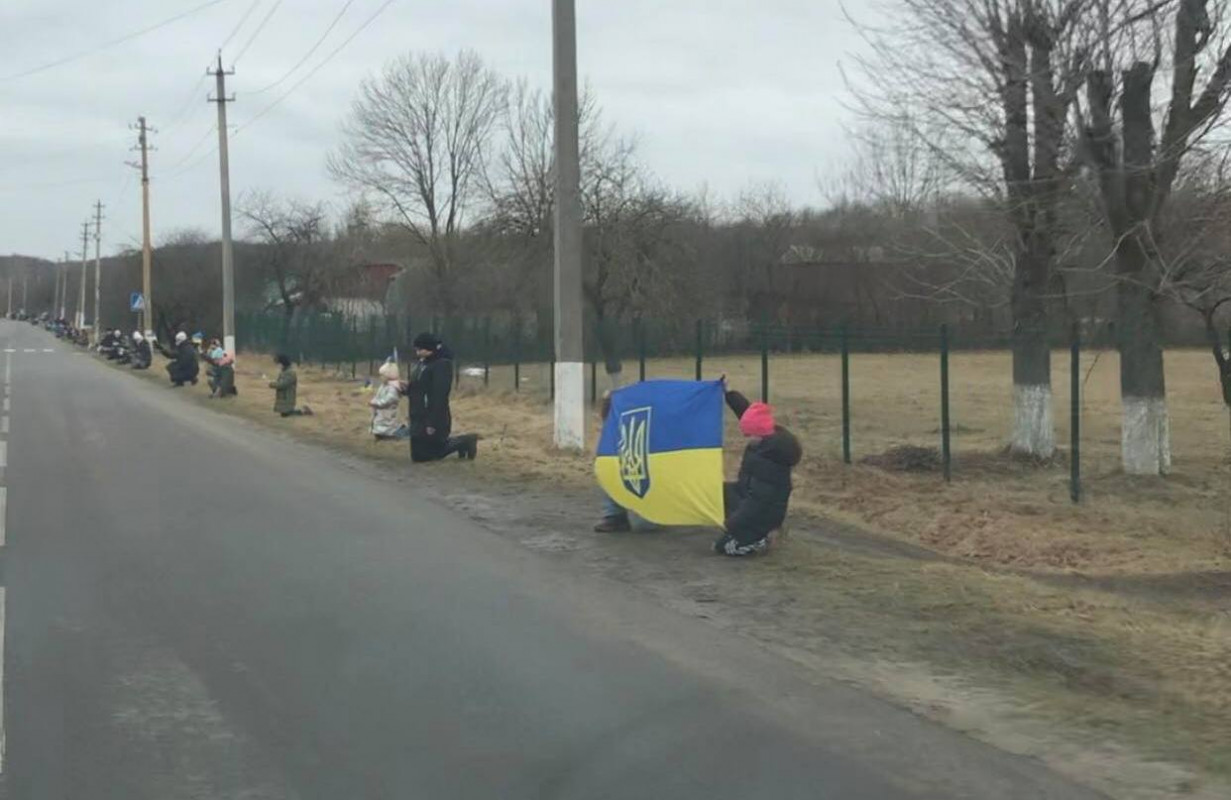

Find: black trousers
411;435;468;463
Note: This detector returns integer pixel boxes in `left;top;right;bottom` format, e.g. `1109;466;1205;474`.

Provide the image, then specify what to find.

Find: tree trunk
1010;243;1055;458
1117;242;1170;475
1117;64;1170;476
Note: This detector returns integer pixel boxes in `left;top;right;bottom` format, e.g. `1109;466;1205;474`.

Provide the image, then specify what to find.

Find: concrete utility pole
211;54;237;356
552;0;586;450
6;275;12;317
93;200;104;341
78;220;90;330
21;271;28;313
60;251;71;320
132;116;154;338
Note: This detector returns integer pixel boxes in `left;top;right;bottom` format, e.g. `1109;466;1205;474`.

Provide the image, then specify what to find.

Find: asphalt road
0;320;1106;799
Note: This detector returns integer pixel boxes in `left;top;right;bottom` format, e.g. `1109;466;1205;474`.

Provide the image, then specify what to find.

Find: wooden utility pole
552;0;585;450
211;54;237;356
93;200;104;341
78;220;90;330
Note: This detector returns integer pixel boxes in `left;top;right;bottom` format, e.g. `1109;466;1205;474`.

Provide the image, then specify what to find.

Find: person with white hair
369;359;409;441
162;331;200;387
130;331;152;370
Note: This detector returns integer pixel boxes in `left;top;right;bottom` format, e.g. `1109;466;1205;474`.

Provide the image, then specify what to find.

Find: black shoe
595;517;632;533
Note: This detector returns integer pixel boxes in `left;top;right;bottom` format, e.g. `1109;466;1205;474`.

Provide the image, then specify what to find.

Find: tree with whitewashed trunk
1077;0;1231;474
850;0;1092;459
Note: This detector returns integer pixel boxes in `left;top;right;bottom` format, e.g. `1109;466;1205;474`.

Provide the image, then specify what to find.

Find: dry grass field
142;348;1231;792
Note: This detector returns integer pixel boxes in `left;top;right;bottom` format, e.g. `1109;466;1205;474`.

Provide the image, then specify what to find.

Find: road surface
0;321;1105;799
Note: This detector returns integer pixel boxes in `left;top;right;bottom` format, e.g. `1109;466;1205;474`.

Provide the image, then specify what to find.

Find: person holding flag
594;378;801;556
714;387;803;556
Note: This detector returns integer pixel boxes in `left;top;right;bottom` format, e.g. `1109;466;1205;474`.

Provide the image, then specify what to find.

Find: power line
250;0;358;94
3;0;232;81
221;0;262;52
233;0;283;64
161;72;212;134
236;0;398;135
165;125;219;172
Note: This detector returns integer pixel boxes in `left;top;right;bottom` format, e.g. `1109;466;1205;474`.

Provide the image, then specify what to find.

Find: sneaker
714;534;768;557
595;517;632;533
301;405;314;416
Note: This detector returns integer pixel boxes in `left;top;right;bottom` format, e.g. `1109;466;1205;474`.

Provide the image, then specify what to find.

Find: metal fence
236;311;1230;503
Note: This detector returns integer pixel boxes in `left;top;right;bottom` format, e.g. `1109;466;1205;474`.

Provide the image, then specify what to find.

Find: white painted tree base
1122;396;1171;475
1010;384;1055;458
554;361;586;451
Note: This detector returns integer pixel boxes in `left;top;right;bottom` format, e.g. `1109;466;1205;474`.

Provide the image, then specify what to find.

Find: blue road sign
130;292;145;312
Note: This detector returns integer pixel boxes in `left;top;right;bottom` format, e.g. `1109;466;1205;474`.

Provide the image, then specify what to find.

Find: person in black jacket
407;332;478;463
160;331;200;387
130;332;152;370
714;387;803;557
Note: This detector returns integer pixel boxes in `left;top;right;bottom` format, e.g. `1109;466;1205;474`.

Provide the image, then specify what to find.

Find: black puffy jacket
725;391;803;543
408;346;454;439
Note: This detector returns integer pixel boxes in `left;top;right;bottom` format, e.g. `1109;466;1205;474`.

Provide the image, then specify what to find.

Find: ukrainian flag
595;380;725;527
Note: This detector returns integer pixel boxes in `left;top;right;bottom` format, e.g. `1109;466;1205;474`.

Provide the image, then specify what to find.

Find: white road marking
0;586;6;772
41;349;53;353
1;417;8;435
2;349;12;353
2;399;8;413
0;441;7;467
21;349;33;354
0;487;6;547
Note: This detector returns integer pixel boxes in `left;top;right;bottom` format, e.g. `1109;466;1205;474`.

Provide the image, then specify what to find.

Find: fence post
637;319;647;382
695;319;703;381
841;325;852;465
513;320;521;392
1071;321;1082;504
368;318;377;376
940;324;952;483
483;316;491;388
760;319;770;403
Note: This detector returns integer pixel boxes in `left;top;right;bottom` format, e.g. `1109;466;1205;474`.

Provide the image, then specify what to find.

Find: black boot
456;434;479;461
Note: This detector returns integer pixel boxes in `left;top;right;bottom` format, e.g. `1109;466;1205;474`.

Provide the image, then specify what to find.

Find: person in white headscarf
162;331;200;387
130;331;152;370
370;359;409;440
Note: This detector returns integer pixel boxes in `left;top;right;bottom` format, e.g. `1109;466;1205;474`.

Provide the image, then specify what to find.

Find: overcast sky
1;0;859;260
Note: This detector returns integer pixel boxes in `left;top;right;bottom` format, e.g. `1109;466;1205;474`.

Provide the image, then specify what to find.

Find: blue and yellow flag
595;380;725;527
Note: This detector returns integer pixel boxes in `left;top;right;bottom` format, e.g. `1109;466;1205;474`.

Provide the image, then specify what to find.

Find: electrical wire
250;0;358;94
233;0;283;64
4;0;232;81
235;0;398;136
161;72;212;135
221;0;262;52
165;125;218;172
163;142;220;181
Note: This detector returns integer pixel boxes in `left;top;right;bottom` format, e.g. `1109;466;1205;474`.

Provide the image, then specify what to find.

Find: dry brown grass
154;350;1231;789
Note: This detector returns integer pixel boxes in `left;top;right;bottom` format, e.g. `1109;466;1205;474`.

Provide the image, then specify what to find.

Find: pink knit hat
739;403;776;438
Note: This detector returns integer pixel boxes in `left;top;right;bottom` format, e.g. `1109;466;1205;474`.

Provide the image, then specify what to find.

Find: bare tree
239;191;338;344
1077;0;1231;474
328;50;506;313
852;0;1092;459
824;114;949;219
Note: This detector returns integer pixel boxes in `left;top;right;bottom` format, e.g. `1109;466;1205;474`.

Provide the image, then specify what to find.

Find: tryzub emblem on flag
619;407;652;498
595;380;725;527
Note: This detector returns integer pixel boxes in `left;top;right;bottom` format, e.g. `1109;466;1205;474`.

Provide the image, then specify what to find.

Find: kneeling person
714;390;802;557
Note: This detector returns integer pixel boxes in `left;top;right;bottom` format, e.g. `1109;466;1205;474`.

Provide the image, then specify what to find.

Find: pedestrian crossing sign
130;292;145;312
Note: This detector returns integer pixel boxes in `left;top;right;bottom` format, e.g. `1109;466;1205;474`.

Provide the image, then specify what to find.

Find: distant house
325;262;401;319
